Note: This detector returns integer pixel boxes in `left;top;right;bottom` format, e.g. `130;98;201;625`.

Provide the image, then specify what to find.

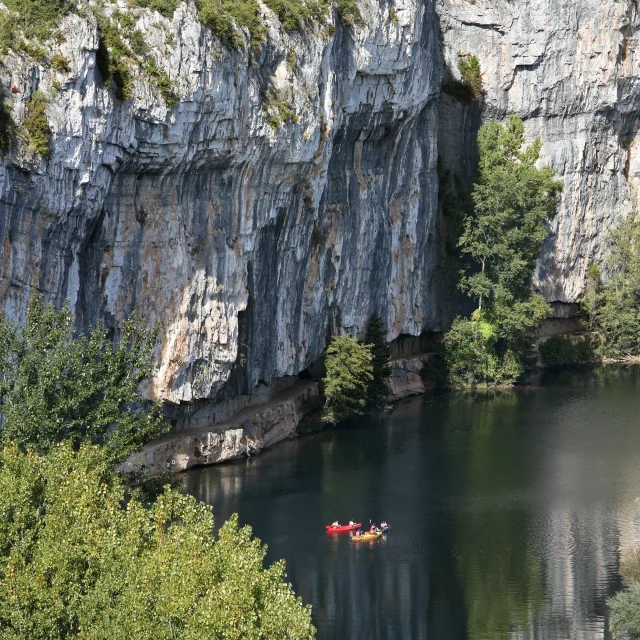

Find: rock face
124;380;318;472
437;0;640;311
0;0;639;414
0;0;446;410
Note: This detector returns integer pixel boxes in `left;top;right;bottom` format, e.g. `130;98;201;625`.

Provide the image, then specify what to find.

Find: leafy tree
0;297;168;461
0;441;316;639
322;334;373;424
610;582;640;640
364;313;392;411
443;115;562;387
582;214;640;357
460;115;562;313
442;314;522;388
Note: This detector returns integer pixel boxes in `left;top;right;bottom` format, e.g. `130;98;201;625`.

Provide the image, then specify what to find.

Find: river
185;366;640;639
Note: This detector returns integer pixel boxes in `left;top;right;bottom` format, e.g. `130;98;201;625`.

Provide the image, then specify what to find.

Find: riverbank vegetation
441;115;562;388
609;548;640;639
321;314;393;424
582;214;640;358
0;298;316;638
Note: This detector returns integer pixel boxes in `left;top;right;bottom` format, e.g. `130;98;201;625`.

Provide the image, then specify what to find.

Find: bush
22;90;50;156
0;296;168;461
0;0;71;46
51;52;70;72
0;96;15;152
131;0;182;18
0;442;316;639
610;582;640;640
442;315;523;388
539;334;594;367
196;0;265;49
322;334;373;424
336;0;363;27
458;55;483;100
263;89;298;129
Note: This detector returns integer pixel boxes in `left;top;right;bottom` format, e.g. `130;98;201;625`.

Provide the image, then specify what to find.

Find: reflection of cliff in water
185;366;640;640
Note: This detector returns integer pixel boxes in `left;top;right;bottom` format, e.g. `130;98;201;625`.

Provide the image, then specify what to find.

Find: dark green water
185;367;640;640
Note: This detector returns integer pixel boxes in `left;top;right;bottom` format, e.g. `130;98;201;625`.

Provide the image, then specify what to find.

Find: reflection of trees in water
444;391;545;639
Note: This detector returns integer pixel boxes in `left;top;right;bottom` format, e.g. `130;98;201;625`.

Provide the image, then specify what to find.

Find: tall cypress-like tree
364;313;392;410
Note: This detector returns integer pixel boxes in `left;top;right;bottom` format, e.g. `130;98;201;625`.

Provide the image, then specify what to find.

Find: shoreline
125;353;640;475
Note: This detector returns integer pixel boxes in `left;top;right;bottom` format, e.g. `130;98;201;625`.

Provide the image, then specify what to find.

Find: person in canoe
331;521;340;528
349;520;355;526
369;523;376;534
380;521;388;530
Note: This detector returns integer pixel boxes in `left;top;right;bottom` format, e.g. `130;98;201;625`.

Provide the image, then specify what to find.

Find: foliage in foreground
442;115;562;388
0;442;316;639
582;214;640;357
0;297;168;461
322;334;373;424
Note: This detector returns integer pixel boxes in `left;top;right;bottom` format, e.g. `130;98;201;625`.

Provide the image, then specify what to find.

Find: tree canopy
363;313;392;411
443;115;562;387
0;441;316;639
582;214;640;356
0;297;168;461
322;334;373;424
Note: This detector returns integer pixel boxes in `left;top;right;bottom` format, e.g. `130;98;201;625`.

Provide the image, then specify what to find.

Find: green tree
0;297;168;461
610;582;640;640
443;115;562;387
0;441;316;639
582;214;640;356
23;91;50;156
364;313;392;411
442;314;522;388
458;55;483;100
322;334;373;424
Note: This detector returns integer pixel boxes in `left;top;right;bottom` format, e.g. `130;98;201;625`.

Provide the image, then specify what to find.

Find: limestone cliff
438;0;640;313
0;0;638;416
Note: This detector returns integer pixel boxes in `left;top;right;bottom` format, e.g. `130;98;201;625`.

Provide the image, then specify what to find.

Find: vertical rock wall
437;0;640;312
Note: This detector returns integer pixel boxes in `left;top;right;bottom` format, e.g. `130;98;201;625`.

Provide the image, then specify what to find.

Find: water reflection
185;366;640;640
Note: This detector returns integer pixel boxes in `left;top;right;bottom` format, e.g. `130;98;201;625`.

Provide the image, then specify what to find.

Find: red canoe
325;523;361;533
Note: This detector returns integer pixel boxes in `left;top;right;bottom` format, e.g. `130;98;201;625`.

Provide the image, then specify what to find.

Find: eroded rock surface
438;0;640;310
0;0;445;408
1;0;639;419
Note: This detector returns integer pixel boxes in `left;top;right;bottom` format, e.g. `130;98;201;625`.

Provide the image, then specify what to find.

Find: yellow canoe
352;532;383;542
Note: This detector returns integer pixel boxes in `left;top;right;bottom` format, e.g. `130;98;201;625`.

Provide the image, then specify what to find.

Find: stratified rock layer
438;0;640;309
0;0;445;407
1;0;640;413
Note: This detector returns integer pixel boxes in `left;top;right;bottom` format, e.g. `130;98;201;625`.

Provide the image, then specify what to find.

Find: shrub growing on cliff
458;55;483;100
22;90;50;156
0;297;168;461
0;441;316;639
442;115;562;387
322;334;373;424
364;313;392;410
582;214;640;357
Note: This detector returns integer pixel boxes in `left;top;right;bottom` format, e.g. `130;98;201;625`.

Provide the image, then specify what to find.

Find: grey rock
1;0;638;416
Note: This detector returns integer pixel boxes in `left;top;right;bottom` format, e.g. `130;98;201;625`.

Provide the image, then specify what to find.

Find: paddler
331;521;340;528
